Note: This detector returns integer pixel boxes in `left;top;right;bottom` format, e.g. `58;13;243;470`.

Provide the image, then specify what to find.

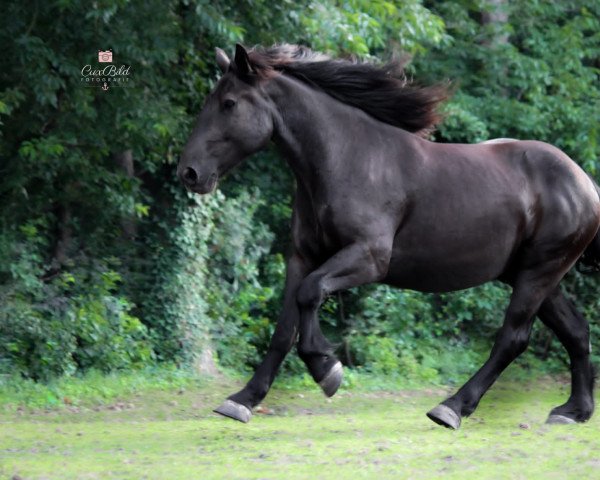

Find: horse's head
178;44;274;194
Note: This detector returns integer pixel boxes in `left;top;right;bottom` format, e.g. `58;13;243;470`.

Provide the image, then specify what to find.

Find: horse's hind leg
537;287;594;424
427;267;563;429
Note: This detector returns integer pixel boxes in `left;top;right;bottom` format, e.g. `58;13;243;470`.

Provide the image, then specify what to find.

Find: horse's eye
223;99;236;110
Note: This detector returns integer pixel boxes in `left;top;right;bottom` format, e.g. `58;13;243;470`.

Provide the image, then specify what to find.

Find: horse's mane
246;44;449;135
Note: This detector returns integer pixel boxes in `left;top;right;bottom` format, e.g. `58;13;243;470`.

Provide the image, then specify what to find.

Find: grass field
1;373;598;479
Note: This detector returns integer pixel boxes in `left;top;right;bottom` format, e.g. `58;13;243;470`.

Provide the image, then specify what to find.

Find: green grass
0;366;199;410
1;370;598;479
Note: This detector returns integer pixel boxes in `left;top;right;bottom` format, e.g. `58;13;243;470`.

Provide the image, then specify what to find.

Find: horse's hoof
213;399;252;423
426;404;461;430
546;414;577;425
319;361;343;397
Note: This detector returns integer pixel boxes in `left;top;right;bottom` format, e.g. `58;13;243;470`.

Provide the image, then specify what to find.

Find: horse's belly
383;227;520;293
383;257;503;293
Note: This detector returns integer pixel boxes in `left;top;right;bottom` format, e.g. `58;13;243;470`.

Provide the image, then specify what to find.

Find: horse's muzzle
179;166;218;194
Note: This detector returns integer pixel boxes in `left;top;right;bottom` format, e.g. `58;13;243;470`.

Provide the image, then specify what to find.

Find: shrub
0;221;150;380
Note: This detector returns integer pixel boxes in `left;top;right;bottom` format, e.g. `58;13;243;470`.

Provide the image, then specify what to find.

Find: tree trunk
53;204;72;268
113;149;137;239
480;0;509;46
195;346;219;376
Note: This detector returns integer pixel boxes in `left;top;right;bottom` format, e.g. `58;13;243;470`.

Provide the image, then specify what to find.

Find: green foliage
1;0;599;383
345;285;501;382
301;0;446;56
140;183;220;364
0;221;150;380
416;0;600;169
205;188;277;369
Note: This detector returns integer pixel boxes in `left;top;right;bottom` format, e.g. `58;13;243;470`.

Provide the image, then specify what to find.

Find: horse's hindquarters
384;140;600;293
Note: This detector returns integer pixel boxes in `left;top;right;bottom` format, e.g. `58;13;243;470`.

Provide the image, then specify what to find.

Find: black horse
178;44;600;429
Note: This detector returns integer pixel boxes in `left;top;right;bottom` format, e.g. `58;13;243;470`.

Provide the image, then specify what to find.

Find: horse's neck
267;75;421;196
268;75;351;181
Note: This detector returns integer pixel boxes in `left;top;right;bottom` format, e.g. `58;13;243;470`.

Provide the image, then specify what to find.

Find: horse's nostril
182;167;198;185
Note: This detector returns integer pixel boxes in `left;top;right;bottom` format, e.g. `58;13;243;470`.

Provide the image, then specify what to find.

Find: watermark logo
80;49;132;91
98;49;113;62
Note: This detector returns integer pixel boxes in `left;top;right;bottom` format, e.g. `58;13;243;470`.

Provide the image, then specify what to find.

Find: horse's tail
577;178;600;273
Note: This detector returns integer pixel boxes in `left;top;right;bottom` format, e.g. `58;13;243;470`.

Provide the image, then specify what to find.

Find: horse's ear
234;43;254;76
215;47;230;73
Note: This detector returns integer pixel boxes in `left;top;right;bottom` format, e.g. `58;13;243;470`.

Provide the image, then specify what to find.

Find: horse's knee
296;277;324;310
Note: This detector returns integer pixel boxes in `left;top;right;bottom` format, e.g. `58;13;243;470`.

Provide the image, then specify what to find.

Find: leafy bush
140;182;220;365
347;287;447;382
0;221;150;380
205;188;278;370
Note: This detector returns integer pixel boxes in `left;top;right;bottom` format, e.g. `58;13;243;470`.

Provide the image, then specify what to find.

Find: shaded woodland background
1;0;599;382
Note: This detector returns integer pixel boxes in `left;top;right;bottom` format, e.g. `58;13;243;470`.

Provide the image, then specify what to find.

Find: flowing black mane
246;44;448;135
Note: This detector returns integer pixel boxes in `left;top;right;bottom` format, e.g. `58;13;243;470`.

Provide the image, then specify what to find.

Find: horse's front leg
214;254;310;422
296;240;393;395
